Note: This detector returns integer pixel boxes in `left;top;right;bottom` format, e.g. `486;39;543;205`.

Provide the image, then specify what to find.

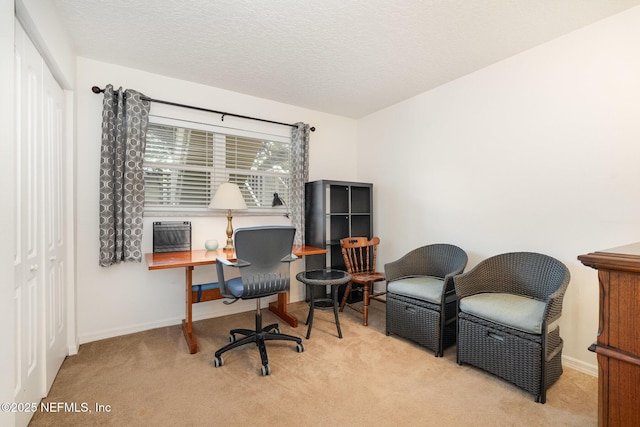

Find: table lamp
209;183;248;251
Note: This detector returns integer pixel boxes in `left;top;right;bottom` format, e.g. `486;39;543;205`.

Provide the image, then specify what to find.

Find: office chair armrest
215;261;232;299
216;257;237;267
281;253;298;263
216;257;252;268
215;257;250;302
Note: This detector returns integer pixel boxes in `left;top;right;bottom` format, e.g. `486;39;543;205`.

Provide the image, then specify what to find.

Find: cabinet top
306;179;372;187
578;242;640;273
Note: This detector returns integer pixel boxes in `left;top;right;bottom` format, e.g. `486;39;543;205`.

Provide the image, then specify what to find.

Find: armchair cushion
387;276;445;304
459;293;546;334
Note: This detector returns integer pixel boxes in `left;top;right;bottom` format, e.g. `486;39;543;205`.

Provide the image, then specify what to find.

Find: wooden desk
146;245;326;354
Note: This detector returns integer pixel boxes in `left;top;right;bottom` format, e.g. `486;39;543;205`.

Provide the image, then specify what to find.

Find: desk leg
182;266;198;354
269;292;298;328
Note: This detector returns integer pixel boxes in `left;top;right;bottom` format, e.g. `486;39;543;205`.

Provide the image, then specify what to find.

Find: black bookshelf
304;180;373;302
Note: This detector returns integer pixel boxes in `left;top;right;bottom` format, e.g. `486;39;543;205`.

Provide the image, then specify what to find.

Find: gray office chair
212;225;304;376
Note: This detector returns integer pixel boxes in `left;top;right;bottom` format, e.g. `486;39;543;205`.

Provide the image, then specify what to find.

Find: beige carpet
29;301;597;426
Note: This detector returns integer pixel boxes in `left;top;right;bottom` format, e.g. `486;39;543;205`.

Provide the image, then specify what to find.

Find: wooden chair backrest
340;236;380;275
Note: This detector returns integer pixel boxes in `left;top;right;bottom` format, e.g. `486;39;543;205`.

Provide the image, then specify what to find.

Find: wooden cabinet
305;180;373;301
578;243;640;427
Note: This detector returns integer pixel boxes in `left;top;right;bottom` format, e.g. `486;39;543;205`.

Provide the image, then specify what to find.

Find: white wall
75;57;359;343
358;6;640;373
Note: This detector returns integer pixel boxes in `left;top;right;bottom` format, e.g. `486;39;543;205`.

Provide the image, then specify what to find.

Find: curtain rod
91;86;315;132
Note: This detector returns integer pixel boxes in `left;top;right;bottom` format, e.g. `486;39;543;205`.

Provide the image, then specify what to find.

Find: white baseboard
78;295;282;345
563;354;598;377
79;316;185;345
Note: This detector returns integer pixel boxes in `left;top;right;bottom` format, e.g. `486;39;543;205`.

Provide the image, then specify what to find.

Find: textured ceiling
53;0;640;118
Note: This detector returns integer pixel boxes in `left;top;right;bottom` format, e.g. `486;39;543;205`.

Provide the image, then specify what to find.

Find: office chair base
213;309;304;375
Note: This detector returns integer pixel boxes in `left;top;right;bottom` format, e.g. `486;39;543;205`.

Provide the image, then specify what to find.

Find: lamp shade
208;183;248;210
271;193;284;207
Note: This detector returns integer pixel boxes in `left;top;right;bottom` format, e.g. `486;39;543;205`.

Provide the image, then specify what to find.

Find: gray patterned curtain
99;85;150;266
290;123;310;246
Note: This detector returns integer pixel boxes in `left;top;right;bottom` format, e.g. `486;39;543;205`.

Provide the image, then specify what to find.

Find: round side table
296;269;351;339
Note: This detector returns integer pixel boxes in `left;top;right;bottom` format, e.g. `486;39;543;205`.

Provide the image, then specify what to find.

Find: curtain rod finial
91;86;104;94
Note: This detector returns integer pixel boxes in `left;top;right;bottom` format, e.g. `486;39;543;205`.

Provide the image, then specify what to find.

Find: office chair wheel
296;343;305;353
229;333;237;343
213;356;224;368
261;364;271;376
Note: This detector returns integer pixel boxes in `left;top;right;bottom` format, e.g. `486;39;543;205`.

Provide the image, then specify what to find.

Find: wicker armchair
385;244;468;357
454;252;570;403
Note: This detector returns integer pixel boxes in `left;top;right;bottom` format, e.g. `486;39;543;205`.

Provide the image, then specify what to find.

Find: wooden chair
339;236;386;326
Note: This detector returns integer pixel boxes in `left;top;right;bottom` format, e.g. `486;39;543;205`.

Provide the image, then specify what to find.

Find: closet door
14;21;67;425
14;21;45;422
42;66;67;391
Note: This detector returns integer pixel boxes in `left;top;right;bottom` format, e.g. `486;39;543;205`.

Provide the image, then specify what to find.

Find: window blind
143;117;291;215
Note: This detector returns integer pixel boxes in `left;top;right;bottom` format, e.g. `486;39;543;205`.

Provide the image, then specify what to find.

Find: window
143;116;291;215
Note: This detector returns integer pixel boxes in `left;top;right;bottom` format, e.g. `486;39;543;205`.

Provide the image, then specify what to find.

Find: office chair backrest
233;226;296;298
